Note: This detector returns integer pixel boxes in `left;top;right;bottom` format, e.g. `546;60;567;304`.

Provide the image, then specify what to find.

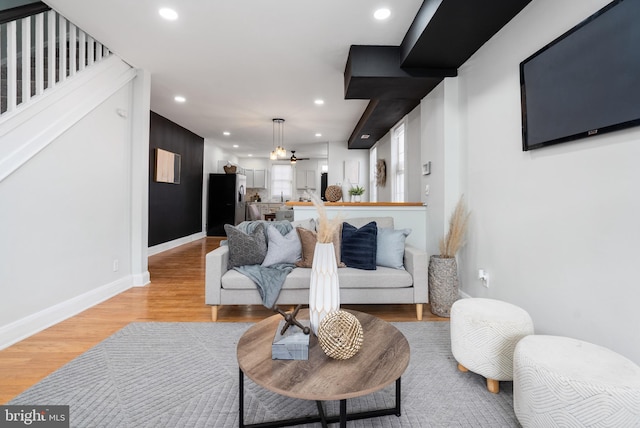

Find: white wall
371;108;423;203
423;0;640;362
0;82;143;347
327;141;369;201
374;133;392;202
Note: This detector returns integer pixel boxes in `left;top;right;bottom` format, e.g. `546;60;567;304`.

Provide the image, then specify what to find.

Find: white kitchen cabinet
296;169;316;190
253;169;267;188
244;169;266;188
245;169;255;188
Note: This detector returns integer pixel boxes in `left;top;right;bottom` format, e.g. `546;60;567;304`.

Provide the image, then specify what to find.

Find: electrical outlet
478;269;489;288
113;259;119;272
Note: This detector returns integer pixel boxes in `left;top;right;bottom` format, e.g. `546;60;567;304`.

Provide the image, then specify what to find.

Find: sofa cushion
377;227;411;269
291;218;315;231
224;223;267;269
341;221;377;270
295;227;345;268
345;216;394;229
261;225;301;267
221;266;413;290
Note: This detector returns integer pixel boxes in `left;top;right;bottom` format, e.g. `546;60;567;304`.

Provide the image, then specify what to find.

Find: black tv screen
520;0;640;151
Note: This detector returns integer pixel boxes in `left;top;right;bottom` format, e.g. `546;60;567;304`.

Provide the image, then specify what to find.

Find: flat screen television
520;0;640;151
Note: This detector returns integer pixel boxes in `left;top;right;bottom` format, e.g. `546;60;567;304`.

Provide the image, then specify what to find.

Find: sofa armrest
205;245;229;305
404;245;429;303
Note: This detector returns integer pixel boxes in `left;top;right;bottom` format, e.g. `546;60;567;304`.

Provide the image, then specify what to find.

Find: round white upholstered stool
513;335;640;428
450;298;534;393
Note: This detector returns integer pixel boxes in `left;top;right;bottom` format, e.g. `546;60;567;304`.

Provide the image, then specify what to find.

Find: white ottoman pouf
514;335;640;428
450;298;534;393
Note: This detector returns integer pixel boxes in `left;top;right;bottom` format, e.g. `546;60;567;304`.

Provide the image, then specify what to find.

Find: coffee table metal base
239;369;402;428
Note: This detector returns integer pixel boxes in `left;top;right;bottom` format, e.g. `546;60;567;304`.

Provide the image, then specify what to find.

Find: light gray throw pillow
261;225;302;267
376;227;411;269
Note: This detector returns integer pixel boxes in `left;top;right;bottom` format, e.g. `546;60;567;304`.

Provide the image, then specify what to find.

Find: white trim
0;277;133;350
0;56;136;183
132;271;151;287
148;231;207;256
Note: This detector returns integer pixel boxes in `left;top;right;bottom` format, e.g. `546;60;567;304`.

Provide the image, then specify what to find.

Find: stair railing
1;6;111;117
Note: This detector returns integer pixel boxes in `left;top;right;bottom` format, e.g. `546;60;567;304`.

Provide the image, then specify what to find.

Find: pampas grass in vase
308;192;343;335
429;195;470;317
439;196;471;258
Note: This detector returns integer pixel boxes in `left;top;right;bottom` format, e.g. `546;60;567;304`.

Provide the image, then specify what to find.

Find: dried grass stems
310;192;343;243
439;196;471;258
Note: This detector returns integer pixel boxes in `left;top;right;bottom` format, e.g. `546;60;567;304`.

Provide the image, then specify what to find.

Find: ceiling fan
290;150;310;163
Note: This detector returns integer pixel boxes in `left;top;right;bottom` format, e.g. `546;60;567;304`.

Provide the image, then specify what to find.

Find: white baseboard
132;271;151;287
148;231;206;256
0;276;133;350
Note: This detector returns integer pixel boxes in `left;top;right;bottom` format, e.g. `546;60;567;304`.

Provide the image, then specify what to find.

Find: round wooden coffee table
237;309;410;428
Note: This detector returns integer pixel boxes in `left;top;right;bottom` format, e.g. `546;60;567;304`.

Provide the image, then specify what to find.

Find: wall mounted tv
520;0;640;151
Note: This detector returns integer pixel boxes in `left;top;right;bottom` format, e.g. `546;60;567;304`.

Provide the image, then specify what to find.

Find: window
271;164;293;201
391;122;406;202
369;146;378;202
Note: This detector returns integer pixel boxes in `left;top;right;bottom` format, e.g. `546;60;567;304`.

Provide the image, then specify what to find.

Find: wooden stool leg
457;363;469;372
487;378;500;394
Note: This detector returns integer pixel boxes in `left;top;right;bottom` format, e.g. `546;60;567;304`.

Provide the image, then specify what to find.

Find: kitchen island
285;202;427;251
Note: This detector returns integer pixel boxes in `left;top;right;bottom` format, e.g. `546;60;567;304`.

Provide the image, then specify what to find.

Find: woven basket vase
428;255;459;317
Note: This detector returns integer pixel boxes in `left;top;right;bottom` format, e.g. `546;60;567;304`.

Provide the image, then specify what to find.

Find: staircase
1;7;111;116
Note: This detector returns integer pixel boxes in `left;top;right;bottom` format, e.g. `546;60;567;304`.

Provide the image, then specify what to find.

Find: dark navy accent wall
148;112;204;247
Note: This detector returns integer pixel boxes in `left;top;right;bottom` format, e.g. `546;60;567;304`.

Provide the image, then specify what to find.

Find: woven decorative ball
317;310;364;360
325;185;343;202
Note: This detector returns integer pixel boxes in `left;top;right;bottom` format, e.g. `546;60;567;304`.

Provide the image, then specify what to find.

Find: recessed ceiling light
223;131;231;136
374;8;391;20
232;144;239;148
174;95;186;103
159;8;178;20
361;134;370;139
248;154;253;157
315;133;322;137
314;99;324;105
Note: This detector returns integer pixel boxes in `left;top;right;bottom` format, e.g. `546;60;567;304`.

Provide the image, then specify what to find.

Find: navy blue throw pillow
341;221;377;270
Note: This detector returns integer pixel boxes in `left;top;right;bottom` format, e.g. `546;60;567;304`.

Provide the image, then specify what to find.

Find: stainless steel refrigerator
207;173;246;236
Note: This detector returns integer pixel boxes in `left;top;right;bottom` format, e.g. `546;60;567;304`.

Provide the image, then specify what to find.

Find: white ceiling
44;0;424;159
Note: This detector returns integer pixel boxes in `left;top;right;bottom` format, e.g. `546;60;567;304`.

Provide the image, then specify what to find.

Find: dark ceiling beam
400;0;533;68
344;45;456;100
348;99;421;149
344;0;533;150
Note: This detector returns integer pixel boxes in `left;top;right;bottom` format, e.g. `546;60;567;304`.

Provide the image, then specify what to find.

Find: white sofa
205;217;429;321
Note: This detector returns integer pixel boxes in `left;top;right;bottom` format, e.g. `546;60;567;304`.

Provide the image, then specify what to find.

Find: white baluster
7;20;17;112
69;23;77;77
47;10;56;89
78;30;86;71
22;17;32;104
87;36;95;66
96;42;103;62
35;13;44;96
59;15;67;82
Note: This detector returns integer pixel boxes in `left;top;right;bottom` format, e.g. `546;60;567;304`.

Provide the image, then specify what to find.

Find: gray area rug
10;321;520;427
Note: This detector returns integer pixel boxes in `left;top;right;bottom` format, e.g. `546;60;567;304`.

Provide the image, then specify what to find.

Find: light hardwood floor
0;237;446;403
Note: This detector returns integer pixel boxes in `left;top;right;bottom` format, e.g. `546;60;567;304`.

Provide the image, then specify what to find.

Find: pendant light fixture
270;118;286;159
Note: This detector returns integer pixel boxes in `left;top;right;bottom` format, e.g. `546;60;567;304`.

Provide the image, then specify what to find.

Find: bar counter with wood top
285;201;427;251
